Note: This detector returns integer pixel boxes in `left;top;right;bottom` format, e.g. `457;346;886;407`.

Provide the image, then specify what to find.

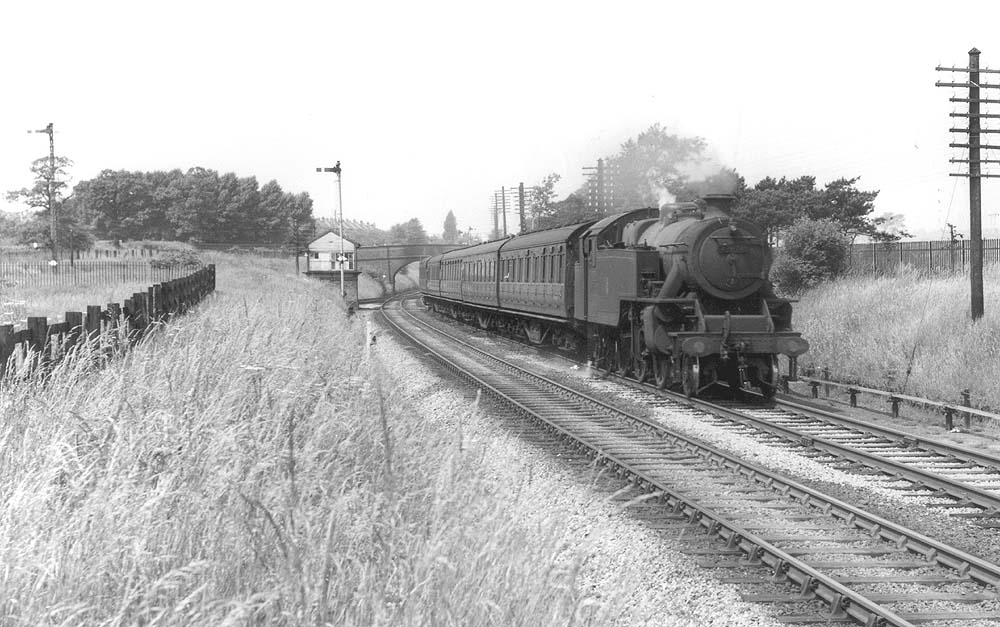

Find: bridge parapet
355;243;464;285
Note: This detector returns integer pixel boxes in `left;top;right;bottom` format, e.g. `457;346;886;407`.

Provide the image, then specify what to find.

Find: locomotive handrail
797;375;1000;428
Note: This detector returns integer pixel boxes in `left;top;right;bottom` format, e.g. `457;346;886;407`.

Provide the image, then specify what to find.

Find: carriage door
574;235;595;322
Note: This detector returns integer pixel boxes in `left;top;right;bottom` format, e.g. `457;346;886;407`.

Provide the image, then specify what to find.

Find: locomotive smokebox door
697;227;766;297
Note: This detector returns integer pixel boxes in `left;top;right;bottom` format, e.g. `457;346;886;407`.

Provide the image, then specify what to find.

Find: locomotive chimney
701;194;736;214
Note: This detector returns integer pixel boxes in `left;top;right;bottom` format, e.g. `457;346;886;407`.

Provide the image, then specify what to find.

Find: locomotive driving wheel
757;356;779;401
653;355;671;389
681;355;700;398
635;352;651;383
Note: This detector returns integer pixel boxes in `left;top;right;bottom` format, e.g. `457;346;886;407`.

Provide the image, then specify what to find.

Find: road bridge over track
355;243;464;290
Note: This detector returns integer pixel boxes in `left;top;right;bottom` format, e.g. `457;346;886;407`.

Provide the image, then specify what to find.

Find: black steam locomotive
420;194;809;398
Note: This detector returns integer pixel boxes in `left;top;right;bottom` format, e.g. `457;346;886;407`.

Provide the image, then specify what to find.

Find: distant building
302;231;361;303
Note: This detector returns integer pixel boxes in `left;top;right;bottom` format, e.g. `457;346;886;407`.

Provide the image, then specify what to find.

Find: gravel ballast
372;320;784;626
376;308;1000;624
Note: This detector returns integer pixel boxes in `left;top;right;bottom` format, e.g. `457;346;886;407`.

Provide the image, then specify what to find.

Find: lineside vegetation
0;254;605;625
794;265;1000;412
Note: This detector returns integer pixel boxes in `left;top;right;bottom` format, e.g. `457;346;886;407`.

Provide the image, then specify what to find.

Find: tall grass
1;281;163;326
794;265;1000;410
0;254;601;626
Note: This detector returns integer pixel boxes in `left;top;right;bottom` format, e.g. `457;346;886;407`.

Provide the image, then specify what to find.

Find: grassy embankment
0;254;604;626
1;281;163;324
793;265;1000;411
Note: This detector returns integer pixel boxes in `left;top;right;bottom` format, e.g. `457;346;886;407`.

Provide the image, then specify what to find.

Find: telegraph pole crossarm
935;47;1000;320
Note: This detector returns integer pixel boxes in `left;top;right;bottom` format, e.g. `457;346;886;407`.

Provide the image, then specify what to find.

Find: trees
770;218;850;295
74;170;157;242
67;169;315;246
731;175;904;245
528;173;562;230
6;155;74;256
442;210;459;243
388;218;428;244
609;124;707;209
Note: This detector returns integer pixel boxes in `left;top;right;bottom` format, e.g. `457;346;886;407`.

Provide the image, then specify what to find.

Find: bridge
355;243;464;289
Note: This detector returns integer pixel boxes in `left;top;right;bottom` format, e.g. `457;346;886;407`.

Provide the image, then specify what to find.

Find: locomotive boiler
421;193;808;398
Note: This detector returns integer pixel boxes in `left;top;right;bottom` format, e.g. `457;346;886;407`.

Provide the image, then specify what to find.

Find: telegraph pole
583;158;619;214
517;182;526;233
29;122;57;260
501;186;508;237
936;48;1000;320
491;191;499;239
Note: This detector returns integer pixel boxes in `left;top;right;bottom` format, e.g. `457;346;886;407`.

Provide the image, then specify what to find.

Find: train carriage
420;194;808;399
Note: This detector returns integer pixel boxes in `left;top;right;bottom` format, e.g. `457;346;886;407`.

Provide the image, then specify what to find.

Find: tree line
3;161;452;252
9;166;316;250
520;124;910;294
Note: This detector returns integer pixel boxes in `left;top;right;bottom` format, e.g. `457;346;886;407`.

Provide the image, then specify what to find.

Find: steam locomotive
420;194;809;398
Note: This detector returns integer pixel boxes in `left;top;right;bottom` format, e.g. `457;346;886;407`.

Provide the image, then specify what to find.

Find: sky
3;1;1000;241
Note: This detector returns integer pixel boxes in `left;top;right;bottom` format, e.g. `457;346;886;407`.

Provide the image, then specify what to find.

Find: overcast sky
3;1;1000;240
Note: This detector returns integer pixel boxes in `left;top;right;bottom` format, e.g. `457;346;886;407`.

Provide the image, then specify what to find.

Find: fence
0;248;166;261
0;264;216;380
194;243;289;258
849;240;1000;275
0;260;198;288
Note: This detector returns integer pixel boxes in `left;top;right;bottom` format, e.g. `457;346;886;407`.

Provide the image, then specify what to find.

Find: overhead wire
900;69;964;394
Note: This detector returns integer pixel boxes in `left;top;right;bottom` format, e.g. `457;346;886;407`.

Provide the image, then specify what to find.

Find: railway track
382;296;1000;626
598;377;1000;525
408;295;1000;525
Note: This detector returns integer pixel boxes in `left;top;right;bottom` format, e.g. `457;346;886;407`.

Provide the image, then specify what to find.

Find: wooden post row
0;266;215;380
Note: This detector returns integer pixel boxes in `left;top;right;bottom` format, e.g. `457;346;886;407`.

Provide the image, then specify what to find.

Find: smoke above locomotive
421;193;808;399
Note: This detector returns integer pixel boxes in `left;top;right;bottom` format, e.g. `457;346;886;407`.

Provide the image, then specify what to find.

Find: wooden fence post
107;303;121;334
151;284;163;321
27;317;48;371
85;305;103;341
65;311;84;352
962;388;972;430
0;324;13;377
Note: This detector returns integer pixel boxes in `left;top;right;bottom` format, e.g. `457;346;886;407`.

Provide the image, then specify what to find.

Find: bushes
149;249;204;270
772;218;849;295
